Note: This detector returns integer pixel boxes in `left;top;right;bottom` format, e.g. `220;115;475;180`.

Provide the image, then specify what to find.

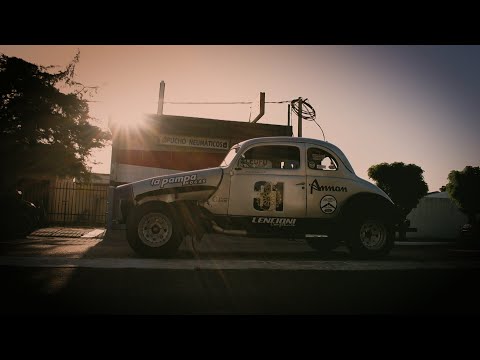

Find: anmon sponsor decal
310;179;348;194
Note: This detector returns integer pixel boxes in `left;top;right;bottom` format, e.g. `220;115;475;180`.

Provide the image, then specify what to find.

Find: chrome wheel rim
359;220;387;250
138;212;172;247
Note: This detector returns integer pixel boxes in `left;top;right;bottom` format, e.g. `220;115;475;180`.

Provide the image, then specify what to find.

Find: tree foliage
0;51;110;189
446;166;480;223
367;162;429;218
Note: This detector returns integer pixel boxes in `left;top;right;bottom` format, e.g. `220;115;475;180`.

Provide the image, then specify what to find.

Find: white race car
112;137;401;258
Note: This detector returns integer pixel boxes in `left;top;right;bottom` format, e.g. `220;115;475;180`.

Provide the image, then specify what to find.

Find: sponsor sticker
240;159;272;168
320;195;337;214
252;217;297;227
151;174;207;188
311;153;325;161
310;179;348;194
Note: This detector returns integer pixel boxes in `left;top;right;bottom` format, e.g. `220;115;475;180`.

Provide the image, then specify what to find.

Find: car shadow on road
82;229;480;262
82;230;355;261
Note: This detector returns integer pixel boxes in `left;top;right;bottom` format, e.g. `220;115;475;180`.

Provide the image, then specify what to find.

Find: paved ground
29;227;106;239
1;227;480;315
1;226;478;265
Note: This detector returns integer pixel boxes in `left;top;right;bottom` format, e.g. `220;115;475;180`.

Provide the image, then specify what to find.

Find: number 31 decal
253;181;284;211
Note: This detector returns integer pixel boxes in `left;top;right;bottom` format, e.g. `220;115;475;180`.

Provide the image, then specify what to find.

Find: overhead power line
86;99;293;104
89;95;327;141
162;100;292;105
290;98;326;142
163;101;252;104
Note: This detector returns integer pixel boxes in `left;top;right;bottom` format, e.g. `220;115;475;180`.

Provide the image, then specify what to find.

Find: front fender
340;192;401;225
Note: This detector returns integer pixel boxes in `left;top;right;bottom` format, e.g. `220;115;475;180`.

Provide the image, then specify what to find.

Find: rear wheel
127;203;183;257
346;216;394;259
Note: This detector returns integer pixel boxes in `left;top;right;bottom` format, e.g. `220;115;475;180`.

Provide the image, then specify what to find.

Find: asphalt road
1;233;480;315
3;266;480;315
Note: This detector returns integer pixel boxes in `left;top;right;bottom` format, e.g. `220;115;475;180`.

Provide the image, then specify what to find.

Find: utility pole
157;81;165;115
287;104;291;127
250;92;265;123
297;97;302;137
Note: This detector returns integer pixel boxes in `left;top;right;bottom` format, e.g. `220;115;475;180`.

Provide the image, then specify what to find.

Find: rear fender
135;185;217;205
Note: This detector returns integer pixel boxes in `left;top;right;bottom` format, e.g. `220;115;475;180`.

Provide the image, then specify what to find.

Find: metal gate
19;178;109;227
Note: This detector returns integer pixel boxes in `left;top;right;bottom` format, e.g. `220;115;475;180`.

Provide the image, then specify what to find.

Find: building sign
157;134;229;150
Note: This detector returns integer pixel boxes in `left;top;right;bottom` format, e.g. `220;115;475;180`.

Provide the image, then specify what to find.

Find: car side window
307;147;338;171
238;145;300;170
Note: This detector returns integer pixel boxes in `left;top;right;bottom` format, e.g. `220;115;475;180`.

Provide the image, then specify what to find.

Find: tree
0;51;111;191
446;166;480;224
368;162;429;239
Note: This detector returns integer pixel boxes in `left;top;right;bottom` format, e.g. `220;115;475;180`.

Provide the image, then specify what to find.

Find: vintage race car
112;136;402;258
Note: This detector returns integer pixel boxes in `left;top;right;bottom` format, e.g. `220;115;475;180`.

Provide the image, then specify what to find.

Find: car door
306;145;350;219
228;143;306;220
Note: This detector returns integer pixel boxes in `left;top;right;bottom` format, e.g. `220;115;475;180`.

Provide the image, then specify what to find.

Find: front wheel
346;216;394;259
127;203;183;258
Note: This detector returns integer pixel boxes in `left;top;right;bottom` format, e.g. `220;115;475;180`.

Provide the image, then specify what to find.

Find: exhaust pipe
211;222;247;236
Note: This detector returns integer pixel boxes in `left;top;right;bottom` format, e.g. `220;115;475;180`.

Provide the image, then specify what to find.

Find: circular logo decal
320;195;337;214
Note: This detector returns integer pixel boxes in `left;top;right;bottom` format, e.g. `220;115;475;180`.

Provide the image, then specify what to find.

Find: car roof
235;136;355;174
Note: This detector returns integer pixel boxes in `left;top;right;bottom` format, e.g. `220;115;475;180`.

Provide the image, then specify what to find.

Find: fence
19;177;109;227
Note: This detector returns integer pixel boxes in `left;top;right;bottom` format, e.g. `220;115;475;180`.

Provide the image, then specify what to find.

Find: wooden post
157;81;165;115
297;97;302;137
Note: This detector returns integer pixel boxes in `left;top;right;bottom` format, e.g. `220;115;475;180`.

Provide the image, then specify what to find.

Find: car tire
127;202;184;258
346;215;394;259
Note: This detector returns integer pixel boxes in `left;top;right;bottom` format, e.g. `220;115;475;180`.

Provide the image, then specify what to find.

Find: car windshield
220;145;240;168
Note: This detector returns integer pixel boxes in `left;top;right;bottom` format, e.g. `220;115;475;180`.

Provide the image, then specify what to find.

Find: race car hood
129;167;223;201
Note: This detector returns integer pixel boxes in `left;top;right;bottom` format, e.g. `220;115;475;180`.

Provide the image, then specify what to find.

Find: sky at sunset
1;45;479;192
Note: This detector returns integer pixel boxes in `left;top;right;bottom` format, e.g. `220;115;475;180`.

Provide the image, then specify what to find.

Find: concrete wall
406;192;468;240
